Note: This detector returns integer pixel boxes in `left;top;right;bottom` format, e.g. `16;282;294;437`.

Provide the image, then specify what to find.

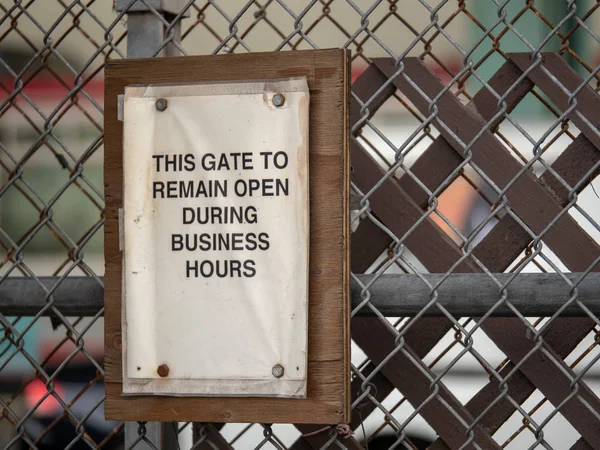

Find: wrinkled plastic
121;78;309;397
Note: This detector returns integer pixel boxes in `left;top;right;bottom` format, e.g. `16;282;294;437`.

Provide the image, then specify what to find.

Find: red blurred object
24;378;64;416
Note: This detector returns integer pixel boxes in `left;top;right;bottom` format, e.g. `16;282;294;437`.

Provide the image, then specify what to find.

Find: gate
1;1;600;449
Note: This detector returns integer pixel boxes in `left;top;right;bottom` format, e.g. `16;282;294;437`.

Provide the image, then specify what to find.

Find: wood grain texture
104;49;350;424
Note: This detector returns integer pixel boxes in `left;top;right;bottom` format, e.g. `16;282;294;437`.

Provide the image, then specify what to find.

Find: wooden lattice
291;52;600;450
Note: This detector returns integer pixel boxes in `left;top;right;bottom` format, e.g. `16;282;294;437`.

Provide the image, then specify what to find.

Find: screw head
157;364;169;377
272;364;284;378
155;98;168;111
272;93;285;107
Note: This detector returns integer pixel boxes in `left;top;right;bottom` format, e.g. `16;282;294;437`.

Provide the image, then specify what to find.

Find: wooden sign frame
104;49;350;424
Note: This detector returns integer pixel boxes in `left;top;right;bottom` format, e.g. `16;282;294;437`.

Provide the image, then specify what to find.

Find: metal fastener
155;98;168;111
272;364;284;378
272;93;285;107
157;364;169;377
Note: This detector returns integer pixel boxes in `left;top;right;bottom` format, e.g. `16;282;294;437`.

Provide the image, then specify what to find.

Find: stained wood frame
104;49;351;424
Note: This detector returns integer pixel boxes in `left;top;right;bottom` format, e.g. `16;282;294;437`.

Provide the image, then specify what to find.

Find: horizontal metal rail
0;273;598;317
352;273;600;317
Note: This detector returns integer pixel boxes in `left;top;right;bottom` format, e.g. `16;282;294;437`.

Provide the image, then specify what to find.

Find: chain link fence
1;0;600;448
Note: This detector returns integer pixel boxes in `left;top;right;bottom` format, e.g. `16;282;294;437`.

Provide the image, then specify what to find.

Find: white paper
122;78;309;397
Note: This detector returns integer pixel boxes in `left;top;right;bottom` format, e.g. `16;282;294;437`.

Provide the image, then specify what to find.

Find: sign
104;49;350;424
122;79;309;397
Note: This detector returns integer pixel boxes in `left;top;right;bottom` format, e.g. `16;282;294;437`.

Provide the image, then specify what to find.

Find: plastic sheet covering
121;78;309;397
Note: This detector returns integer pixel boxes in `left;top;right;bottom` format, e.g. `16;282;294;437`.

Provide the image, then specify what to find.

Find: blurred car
0;332;122;450
20;360;123;450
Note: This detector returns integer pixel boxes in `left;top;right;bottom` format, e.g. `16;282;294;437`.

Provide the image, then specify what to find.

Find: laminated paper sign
122;78;309;397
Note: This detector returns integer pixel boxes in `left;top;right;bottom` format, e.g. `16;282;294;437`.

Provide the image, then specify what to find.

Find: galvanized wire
1;0;600;449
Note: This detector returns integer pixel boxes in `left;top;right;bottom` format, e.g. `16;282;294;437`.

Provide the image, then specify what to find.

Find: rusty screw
157;364;169;377
272;364;284;378
155;98;168;111
272;93;285;107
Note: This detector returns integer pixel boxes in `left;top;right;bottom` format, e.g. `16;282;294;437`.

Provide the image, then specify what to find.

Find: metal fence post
117;0;188;58
124;422;180;450
115;1;188;447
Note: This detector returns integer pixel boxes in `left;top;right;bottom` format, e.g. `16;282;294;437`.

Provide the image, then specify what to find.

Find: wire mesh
1;0;600;449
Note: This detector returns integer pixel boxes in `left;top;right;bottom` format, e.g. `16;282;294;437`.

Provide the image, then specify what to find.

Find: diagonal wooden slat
540;135;600;202
348;59;537;378
399;59;533;206
192;423;232;450
338;133;503;448
428;317;594;450
482;319;600;448
350;218;391;273
471;131;600;267
350;138;473;273
350;63;396;130
343;55;600;448
352;318;502;450
428;135;600;450
374;57;600;272
510;52;600;152
469;134;599;274
571;437;595;449
427;63;600;449
372;56;600;448
295;54;600;449
332;62;537;438
347;139;502;449
340;56;584;446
